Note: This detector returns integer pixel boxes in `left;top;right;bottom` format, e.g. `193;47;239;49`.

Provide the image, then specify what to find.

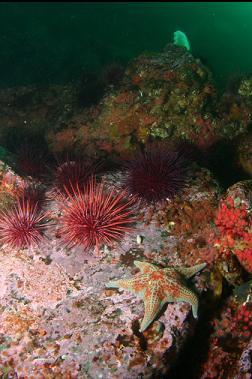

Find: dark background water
0;2;251;88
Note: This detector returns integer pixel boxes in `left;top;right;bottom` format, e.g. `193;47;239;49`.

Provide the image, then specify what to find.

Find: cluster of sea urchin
121;143;189;204
0;142;188;252
57;176;136;251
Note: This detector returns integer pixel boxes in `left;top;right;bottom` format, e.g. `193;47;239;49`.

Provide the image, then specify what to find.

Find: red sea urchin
17;143;48;179
122;143;189;204
58;177;136;251
17;182;46;209
0;198;49;249
53;158;97;197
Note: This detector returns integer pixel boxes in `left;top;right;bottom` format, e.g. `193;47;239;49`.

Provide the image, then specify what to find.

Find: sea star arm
140;285;166;332
169;283;199;318
167;262;207;279
134;260;157;274
106;275;147;298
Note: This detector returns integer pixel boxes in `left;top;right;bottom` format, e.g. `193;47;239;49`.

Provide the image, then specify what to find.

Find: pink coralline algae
215;196;252;273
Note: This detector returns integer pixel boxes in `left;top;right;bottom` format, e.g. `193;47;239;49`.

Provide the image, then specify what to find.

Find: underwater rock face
47;44;222;158
214;180;252;276
0;168;212;378
43;44;250;160
199;292;252;379
0;85;77;127
0;43;251;378
0;46;251;163
236;132;252;177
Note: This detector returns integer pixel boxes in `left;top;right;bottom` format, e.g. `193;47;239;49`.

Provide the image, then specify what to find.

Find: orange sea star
106;260;206;332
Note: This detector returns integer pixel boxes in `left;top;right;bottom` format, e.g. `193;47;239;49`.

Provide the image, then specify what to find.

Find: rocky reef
0;44;251;379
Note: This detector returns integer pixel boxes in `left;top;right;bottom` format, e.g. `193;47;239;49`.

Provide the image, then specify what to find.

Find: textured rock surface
1;45;251;163
236;132;252;177
199;290;252;379
0;169;213;378
214;180;252;276
0;44;251;379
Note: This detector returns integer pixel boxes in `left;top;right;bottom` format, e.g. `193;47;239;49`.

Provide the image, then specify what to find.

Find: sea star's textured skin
106;260;206;332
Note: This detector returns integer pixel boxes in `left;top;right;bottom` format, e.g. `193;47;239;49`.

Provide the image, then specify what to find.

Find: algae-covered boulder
46;45;252;161
235;132;252;177
0;45;251;163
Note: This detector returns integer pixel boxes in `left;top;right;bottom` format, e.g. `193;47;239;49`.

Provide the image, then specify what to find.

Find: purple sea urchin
58;177;136;251
121;143;189;204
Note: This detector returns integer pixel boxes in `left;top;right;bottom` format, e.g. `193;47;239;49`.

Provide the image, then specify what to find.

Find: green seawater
0;2;252;88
